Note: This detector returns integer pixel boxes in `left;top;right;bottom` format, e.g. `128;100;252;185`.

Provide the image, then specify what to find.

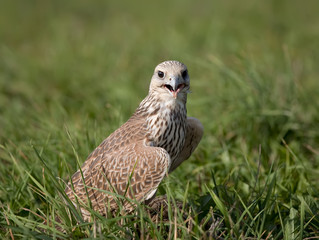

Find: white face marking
149;60;190;103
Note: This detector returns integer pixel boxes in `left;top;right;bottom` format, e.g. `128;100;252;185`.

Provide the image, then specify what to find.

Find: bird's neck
135;93;187;118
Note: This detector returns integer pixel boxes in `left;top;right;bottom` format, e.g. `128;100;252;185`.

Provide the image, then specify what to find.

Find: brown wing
77;113;147;176
65;140;170;216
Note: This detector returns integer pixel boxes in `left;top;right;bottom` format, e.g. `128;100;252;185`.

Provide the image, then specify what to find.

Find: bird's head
149;60;190;103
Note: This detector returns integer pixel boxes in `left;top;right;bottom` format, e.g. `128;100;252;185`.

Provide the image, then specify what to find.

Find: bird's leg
169;117;203;173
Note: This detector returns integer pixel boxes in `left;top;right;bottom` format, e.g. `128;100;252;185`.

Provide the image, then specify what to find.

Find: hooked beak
164;76;185;99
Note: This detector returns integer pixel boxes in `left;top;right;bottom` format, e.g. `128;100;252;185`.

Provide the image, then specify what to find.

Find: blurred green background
1;0;319;238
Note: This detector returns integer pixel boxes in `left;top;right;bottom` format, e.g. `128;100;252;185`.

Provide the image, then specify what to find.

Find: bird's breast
145;104;187;162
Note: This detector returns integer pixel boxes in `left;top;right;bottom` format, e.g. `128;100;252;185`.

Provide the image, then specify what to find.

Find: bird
65;60;203;221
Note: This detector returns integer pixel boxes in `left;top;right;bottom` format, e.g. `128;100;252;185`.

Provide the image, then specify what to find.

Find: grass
1;0;319;239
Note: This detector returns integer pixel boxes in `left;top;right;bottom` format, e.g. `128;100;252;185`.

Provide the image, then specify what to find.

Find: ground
0;0;319;239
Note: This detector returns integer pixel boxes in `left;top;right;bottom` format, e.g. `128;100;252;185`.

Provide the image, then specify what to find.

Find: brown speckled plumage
65;60;203;221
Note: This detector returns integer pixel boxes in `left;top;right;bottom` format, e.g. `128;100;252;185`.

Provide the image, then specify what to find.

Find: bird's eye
157;71;165;79
182;70;188;79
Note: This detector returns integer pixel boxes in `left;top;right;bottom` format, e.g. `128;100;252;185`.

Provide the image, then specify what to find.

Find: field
1;0;319;239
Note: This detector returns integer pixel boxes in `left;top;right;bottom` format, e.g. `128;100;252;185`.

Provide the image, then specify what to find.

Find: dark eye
157;71;164;79
182;70;188;79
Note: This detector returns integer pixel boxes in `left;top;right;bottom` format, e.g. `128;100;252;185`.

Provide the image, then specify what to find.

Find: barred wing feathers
65;115;170;215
